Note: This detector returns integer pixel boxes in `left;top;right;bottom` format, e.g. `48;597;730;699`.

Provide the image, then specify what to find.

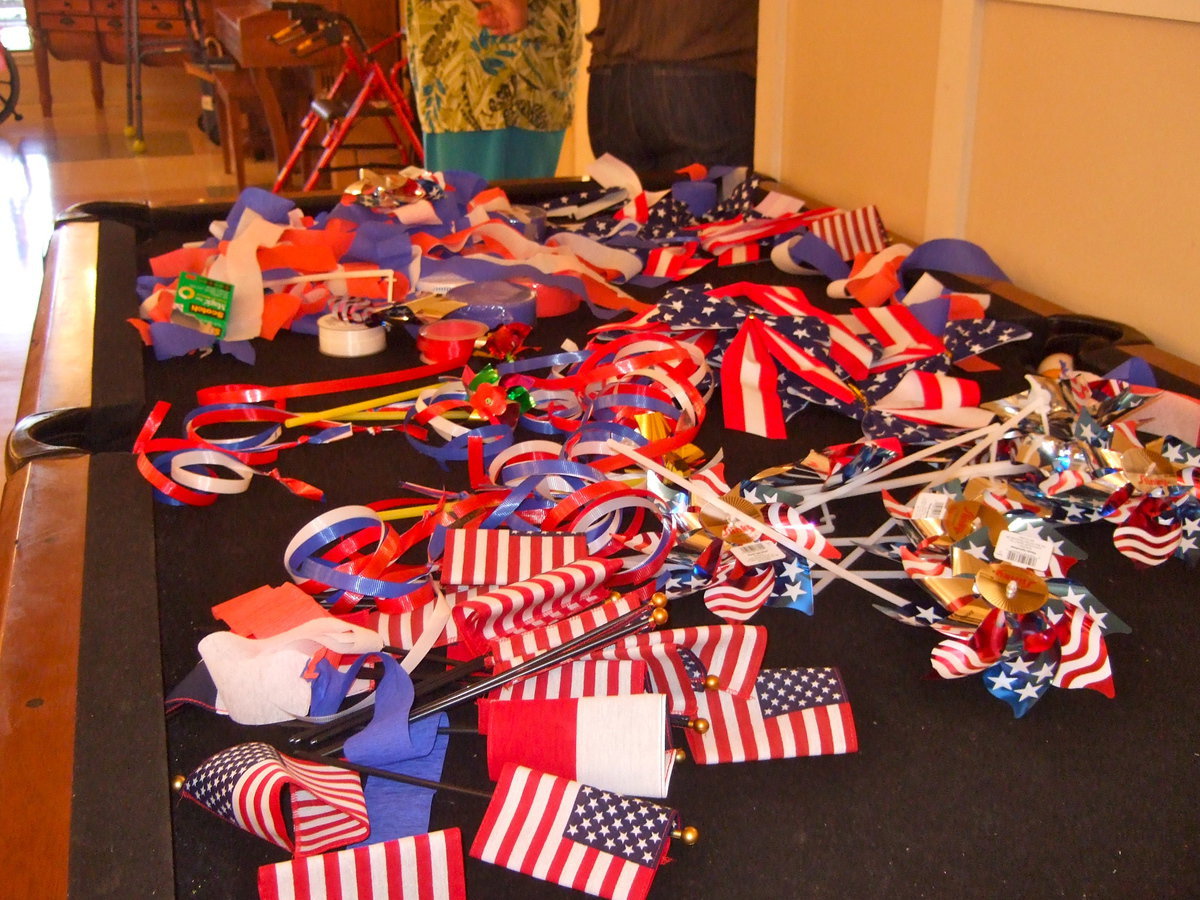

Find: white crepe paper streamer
200;616;384;724
205;208;288;341
754;189;807;219
770;236;823;276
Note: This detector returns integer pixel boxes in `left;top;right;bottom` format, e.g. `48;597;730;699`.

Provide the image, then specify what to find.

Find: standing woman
405;0;581;180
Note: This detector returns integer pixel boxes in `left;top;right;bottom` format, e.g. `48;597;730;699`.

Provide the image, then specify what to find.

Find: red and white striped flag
685;666;857;764
929;608;1006;680
930;637;996;679
372;596;459;650
482;694;675;797
589;625;767;715
441;529;586;586
898;546;949;579
490;597;641;672
881;490;914;520
257;828;466;900
490;659;647;702
696;212;812;256
762;503;840;559
470;764;678;900
452;557;622;653
182;742;369;856
642;242;711;281
1051;604;1115;696
716;242;762;267
1040;469;1090;497
807;205;890;261
874;370;993;428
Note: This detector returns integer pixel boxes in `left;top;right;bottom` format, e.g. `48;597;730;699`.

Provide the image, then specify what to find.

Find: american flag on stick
685;667;858;764
258;828;467;900
471;764;678;900
182;741;369;856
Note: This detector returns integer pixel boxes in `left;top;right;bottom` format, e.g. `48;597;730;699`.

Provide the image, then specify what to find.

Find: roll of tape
417;318;488;364
528;280;581;317
445;281;537;329
317;314;388;357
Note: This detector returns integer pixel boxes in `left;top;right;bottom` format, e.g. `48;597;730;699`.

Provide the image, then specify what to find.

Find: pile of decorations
139;156;1200;899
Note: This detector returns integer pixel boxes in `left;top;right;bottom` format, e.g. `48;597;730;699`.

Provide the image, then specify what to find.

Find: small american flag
807;205;890;261
686;667;857;764
451;557;622;653
257;828;466;900
183;742;369;856
591;624;767;715
440;529;586;586
470;765;677;900
491;659;648;702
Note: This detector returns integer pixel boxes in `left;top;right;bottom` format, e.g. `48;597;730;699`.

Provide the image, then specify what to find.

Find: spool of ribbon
445;281;537;329
416;319;488;365
317;313;387;357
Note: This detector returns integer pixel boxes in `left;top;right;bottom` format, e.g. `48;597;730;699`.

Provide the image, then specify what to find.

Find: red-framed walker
270;3;423;193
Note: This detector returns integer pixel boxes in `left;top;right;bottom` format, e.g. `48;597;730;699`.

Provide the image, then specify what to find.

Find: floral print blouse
405;0;581;134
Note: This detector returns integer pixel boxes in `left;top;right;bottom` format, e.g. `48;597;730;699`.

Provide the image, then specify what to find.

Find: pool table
4;187;1200;899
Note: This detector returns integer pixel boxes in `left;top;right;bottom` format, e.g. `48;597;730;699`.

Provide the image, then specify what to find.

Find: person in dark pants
586;0;759;173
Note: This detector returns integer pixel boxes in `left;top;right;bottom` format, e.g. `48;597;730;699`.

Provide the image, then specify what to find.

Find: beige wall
759;0;1200;364
757;0;944;244
969;4;1200;359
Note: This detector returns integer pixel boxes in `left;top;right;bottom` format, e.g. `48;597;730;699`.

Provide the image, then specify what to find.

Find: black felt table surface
72;200;1200;898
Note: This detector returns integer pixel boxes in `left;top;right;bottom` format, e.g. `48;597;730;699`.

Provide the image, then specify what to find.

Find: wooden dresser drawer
37;12;98;32
96;14;188;36
37;0;93;14
139;0;184;16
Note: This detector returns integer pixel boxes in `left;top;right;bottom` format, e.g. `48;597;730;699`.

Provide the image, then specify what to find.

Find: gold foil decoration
918;575;981;618
698;491;763;545
800;450;833;477
974;562;1049;614
1121;446;1178;494
634;411;671;444
402;293;467;323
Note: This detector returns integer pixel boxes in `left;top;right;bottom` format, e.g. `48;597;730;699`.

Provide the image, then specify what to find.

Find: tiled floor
0;51;279;486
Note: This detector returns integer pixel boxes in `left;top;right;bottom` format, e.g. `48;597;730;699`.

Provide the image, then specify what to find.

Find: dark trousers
587;63;757;174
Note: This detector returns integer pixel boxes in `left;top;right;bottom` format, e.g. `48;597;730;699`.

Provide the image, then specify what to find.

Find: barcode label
994;530;1053;572
910;491;950;521
731;540;787;567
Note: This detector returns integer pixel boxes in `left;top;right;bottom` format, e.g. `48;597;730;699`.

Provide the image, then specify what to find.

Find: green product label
174;272;234;337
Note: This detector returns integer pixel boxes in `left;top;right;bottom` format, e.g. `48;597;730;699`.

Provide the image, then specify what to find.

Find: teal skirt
424;128;566;181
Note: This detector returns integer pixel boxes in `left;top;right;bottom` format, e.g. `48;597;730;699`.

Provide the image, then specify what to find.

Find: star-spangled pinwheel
871;476;1129;716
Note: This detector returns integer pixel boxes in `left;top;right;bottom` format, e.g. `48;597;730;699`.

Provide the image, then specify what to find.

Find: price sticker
731;541;787;567
993;530;1054;572
910;491;950;521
